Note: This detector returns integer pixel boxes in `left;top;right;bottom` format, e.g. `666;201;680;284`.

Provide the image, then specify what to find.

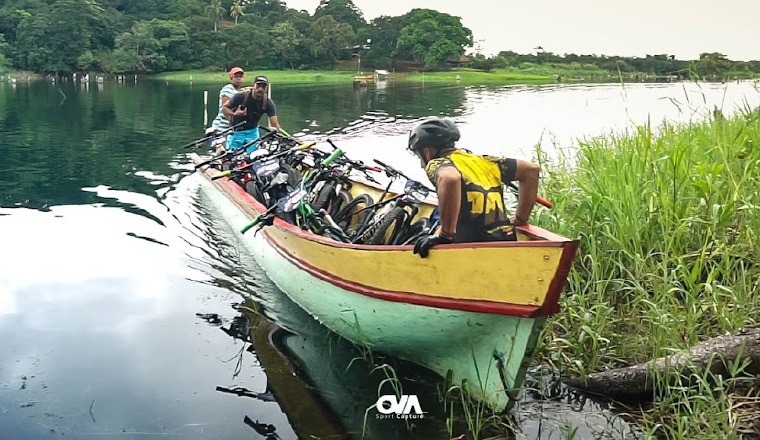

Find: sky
282;0;757;61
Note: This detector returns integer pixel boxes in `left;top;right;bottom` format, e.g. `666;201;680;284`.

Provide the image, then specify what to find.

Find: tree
113;19;189;72
0;7;35;44
270;21;303;69
13;0;104;73
305;14;355;66
394;9;472;68
313;0;365;32
205;0;225;32
0;32;10;69
359;15;403;67
230;0;244;25
696;52;732;78
181;15;216;68
242;0;288;23
216;23;268;69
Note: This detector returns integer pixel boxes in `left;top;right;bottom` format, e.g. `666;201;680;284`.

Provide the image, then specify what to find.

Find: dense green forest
0;0;757;79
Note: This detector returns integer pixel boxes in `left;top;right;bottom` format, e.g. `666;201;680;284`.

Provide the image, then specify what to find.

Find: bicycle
333;159;432;245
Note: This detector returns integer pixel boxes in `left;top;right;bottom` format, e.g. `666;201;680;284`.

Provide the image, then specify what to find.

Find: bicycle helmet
408;117;460;153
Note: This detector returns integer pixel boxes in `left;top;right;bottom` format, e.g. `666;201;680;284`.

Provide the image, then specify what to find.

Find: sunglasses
233;73;244;78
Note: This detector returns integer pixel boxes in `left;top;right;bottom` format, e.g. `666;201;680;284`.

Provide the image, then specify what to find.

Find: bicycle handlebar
372;158;412;181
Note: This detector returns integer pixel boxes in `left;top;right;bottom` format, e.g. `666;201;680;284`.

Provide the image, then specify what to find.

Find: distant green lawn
155;69;359;85
152;68;569;85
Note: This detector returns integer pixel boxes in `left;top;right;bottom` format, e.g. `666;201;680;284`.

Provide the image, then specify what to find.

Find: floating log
565;327;760;400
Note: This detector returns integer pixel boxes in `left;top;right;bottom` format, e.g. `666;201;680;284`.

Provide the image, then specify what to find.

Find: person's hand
511;214;528;226
232;105;246;116
413;234;453;258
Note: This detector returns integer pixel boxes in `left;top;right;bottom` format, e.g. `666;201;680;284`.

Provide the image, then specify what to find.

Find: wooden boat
352;74;373;87
191;152;578;412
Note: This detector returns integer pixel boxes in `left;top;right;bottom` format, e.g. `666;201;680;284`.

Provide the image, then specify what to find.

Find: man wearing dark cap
223;75;282;153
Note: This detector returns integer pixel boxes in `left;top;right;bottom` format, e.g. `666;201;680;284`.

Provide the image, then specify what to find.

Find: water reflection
517;367;641;439
196;279;642;439
200;296;451;439
0;177;292;439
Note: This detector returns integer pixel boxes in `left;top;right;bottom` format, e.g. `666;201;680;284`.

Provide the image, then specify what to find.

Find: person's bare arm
268;115;281;131
222;100;235;120
435;166;462;237
512;160;540;225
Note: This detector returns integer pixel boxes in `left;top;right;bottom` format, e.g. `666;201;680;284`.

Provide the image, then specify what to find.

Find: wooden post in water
203;90;208;128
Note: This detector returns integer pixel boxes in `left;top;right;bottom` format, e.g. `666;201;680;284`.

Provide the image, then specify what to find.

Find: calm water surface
1;78;758;439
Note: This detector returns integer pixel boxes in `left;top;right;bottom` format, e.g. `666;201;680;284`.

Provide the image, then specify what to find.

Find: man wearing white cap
223;74;282;153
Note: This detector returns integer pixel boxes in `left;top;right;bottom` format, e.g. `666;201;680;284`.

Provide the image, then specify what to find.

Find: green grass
401;69;556;84
153;67;663;86
531;94;760;438
153;68;564;86
153;69;361;85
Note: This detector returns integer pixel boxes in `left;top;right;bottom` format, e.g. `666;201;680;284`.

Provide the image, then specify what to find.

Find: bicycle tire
334;194;374;236
244;180;267;205
364;206;408;245
402;218;440;245
311;182;335;212
329;189;352;217
393;217;430;245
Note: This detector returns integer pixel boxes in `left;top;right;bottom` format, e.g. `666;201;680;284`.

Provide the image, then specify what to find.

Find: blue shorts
228;128;260;153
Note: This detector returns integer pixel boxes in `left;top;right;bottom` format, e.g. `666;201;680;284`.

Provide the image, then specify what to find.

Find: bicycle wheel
244;180;267;205
402;218;440;245
311;182;335;212
393;217;430;245
328;188;349;216
364;206;408;245
334;194;374;236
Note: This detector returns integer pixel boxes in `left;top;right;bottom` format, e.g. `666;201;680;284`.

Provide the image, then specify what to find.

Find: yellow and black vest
425;150;515;243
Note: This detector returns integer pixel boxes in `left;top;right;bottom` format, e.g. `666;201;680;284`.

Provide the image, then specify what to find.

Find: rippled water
1;78;758;439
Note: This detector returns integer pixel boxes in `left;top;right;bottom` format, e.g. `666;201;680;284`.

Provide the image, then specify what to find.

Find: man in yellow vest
408;117;540;258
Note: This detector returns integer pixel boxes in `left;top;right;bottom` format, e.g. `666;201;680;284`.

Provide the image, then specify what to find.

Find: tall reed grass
535;98;760;437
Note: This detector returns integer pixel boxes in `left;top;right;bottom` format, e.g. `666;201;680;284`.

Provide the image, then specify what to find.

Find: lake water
1;78;758;439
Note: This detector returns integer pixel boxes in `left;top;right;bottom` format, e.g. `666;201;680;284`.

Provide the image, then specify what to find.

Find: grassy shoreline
152;66;745;86
5;66;757;86
153;68;580;86
532;104;760;438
